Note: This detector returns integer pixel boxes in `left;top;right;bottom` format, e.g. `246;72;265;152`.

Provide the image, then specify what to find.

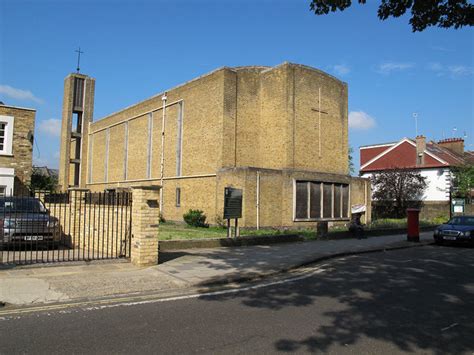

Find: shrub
183;209;209;228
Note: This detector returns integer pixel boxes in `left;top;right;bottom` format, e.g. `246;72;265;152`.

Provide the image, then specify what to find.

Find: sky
0;0;473;171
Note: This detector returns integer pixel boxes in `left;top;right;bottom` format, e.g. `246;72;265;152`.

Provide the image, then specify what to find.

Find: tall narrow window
123;122;129;181
295;182;308;219
0;123;6;151
146;113;153;179
310;182;321;219
176;187;181;207
104;128;110;182
0;115;14;155
176;102;183;176
323;183;332;218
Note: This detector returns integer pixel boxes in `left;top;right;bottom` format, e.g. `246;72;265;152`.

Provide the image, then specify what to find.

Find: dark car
434;215;474;245
0;197;61;247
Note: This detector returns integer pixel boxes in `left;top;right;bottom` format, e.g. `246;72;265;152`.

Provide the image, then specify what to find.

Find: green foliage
452;164;474;202
309;0;474;32
371;169;427;218
30;171;58;192
183;209;209;228
348;146;355;175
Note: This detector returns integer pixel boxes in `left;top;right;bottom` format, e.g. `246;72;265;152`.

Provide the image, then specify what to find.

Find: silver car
0;197;61;247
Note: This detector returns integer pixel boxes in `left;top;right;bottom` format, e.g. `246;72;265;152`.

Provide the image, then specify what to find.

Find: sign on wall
452;198;465;214
224;187;243;219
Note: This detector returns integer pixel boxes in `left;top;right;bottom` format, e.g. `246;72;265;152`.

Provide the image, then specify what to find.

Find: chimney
415;135;426;166
437;138;464;155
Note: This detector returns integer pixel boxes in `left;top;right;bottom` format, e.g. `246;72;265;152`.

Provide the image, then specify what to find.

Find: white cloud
426;63;473;78
0;84;43;104
349;111;376;130
377;62;414;75
332;64;350;76
448;65;473;77
427;62;443;72
38;118;62;137
430;45;453;52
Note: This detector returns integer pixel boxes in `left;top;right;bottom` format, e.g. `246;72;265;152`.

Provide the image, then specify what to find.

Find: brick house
0;103;36;195
359;136;474;217
58;63;371;227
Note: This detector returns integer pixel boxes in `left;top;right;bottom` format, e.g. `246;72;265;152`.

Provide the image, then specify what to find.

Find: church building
58;62;371;227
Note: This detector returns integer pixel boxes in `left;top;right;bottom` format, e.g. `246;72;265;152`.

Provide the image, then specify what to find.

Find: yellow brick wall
60;63;366;227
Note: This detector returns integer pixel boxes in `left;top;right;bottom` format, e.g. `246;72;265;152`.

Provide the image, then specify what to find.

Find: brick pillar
131;186;161;266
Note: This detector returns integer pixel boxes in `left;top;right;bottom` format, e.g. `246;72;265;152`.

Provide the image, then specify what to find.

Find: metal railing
0;189;132;265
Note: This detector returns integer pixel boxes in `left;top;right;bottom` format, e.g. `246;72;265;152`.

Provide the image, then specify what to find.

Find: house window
176;187;181;207
0;123;6;151
0;115;14;155
294;180;349;221
0;186;6;197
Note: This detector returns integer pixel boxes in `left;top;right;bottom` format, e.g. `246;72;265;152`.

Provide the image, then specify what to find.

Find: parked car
433;215;474;245
0;197;61;248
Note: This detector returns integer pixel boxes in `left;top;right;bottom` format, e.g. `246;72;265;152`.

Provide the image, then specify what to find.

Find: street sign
452;198;465;214
224;187;242;219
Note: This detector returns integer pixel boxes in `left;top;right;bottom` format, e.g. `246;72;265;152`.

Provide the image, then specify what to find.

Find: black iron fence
0;189;132;265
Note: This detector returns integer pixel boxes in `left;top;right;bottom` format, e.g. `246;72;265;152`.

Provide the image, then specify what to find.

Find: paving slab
0;232;433;306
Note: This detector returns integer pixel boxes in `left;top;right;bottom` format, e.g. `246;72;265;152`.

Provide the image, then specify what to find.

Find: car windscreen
0;198;47;213
447;217;474;226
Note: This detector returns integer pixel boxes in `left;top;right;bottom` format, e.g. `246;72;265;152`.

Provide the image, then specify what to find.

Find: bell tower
58;73;95;190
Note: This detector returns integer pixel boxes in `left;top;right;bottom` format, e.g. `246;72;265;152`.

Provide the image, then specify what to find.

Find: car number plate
443;236;457;241
24;236;44;241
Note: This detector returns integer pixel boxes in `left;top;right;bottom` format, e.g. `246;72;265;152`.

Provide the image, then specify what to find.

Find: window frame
0;115;14;156
293;179;350;222
176;187;181;207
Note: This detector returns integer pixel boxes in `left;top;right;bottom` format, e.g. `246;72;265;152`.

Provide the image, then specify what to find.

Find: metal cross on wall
311;88;329;158
75;47;84;73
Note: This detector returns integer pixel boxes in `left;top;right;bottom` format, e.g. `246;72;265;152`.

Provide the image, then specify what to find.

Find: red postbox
407;208;420;242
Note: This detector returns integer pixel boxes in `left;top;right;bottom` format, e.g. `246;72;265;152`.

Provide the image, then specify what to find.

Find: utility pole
413;112;418;136
159;92;167;213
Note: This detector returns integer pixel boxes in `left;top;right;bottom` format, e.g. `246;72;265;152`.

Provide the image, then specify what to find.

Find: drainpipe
159;92;167;213
256;171;260;230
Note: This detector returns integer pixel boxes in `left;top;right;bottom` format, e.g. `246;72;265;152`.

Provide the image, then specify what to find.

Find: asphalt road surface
1;245;473;354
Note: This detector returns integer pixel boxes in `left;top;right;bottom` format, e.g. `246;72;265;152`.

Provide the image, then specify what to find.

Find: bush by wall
183;209;209;228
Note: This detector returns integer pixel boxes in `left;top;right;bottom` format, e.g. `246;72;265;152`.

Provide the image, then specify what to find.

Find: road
1;245;473;354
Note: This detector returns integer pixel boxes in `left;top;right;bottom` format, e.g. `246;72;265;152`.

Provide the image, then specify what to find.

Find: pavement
0;232;433;307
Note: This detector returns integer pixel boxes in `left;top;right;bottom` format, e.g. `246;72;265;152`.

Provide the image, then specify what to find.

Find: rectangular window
176;102;183;176
176;187;181;207
0;115;15;155
334;184;342;218
294;180;349;221
0;186;6;197
295;182;308;219
309;182;321;219
322;183;333;218
73;77;85;110
0;123;5;151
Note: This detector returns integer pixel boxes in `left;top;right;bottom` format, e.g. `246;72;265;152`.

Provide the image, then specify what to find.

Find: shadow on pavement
198;245;474;354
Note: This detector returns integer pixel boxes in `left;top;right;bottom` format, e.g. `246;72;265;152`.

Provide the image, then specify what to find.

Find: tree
452;164;474;202
309;0;474;32
348;146;355;175
370;169;427;218
30;171;58;192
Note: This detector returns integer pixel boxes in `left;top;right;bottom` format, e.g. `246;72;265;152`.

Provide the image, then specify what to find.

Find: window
176;187;181;207
0;123;6;151
294;180;349;221
0;186;6;197
0;115;14;155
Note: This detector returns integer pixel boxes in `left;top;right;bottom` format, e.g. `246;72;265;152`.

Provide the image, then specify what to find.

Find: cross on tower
75;47;84;73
